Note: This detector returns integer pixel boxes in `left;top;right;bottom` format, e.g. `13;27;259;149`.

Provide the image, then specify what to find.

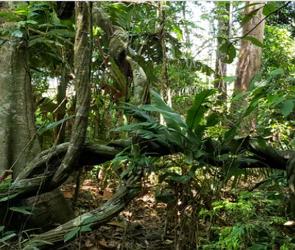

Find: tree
234;2;265;92
214;1;231;99
0;2;294;248
0;7;40;178
0;2;74;228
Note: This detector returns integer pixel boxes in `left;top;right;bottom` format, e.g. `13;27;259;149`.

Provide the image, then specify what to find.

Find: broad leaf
219;39;236;64
186;89;215;132
280;99;294;117
150;90;186;131
243;36;263;47
0;232;16;243
64;227;80;242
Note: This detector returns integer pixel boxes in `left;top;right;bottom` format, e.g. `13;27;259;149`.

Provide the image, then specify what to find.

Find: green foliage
9;206;33;215
186;89;216;132
0;2;75;71
242;36;263;47
200;189;295;249
37;115;75;136
0;2;294;248
218;38;236;64
118;89;222;162
262;25;295;74
263;2;280;16
0;226;16;249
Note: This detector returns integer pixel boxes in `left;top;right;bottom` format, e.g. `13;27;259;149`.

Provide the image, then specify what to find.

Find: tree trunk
0;36;40;177
234;2;265;92
52;2;92;185
158;2;172;124
0;5;73;229
214;1;231;100
287;156;295;219
182;1;191;56
54;68;69;144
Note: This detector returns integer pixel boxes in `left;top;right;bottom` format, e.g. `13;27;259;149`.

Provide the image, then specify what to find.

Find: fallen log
23;170;142;248
0;136;292;248
0;137;290;204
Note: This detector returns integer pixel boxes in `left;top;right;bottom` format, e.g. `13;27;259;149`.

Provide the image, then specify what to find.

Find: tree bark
287;157;295;219
234;2;265;92
24;174;141;248
0;31;40;177
0;136;290;205
54;68;69;144
159;2;171;108
52;2;92;185
214;1;231;100
0;4;73;229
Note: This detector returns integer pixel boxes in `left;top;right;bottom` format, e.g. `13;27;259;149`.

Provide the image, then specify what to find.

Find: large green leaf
123;103;154;123
219;39;236;64
150;90;186;132
0;232;16;243
186;89;215;132
280;99;294;117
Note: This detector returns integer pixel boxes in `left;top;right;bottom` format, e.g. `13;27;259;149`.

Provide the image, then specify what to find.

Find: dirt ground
61;179;174;250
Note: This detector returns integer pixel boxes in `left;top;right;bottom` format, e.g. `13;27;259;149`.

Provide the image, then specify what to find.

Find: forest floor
59;176;295;250
61;179;174;250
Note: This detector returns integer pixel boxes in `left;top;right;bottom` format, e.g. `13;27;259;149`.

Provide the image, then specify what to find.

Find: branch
23;174;142;248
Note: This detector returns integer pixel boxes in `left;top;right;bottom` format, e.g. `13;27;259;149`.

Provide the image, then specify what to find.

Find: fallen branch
23;171;142;248
0;136;290;204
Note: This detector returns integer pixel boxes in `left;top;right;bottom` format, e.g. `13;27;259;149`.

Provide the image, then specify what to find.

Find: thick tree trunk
0;6;73;229
234;2;265;92
0;37;40;177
